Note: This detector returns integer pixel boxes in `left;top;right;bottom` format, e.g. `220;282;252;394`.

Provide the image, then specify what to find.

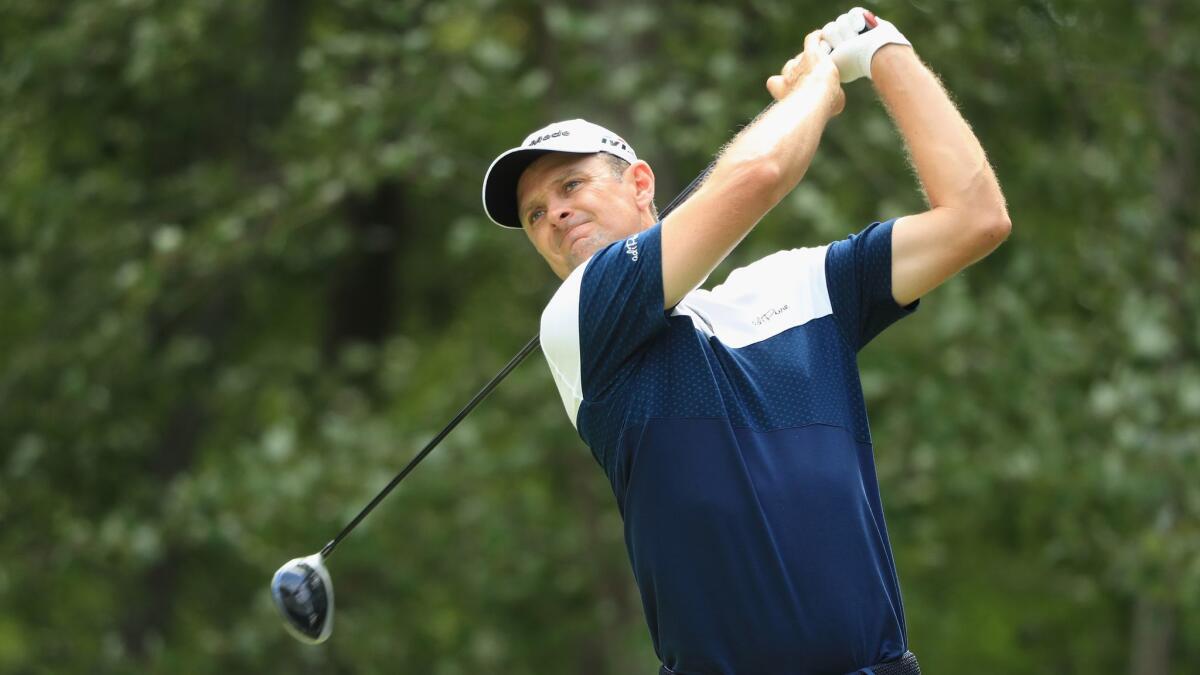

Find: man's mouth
561;222;592;252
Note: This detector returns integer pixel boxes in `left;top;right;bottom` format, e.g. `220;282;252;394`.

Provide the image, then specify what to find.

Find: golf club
271;160;716;644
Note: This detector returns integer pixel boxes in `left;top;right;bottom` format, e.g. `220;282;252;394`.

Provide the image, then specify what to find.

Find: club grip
821;9;879;54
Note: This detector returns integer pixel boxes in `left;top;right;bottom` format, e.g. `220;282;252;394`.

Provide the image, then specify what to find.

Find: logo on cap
601;137;629;151
527;130;571;146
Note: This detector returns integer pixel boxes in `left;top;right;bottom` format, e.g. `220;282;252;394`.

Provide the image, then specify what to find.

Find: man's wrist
869;43;916;81
782;70;843;119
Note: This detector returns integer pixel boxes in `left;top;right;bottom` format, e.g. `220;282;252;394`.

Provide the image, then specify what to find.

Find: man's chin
566;234;615;268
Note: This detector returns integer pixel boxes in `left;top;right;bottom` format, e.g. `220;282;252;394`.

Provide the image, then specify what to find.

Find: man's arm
871;44;1012;306
659;30;844;309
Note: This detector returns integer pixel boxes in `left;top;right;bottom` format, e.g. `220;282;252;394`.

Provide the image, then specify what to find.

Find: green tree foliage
1;0;1196;673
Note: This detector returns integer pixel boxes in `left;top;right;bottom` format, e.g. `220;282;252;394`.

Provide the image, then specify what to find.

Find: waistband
657;650;921;675
859;651;920;675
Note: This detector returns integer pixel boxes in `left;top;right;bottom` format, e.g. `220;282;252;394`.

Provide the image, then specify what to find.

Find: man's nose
548;204;574;227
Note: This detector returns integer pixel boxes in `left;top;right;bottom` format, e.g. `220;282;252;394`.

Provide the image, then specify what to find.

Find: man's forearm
871;45;1007;217
657;32;842;307
707;76;841;205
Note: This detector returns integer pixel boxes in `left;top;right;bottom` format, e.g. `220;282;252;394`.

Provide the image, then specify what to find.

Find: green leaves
2;0;1198;672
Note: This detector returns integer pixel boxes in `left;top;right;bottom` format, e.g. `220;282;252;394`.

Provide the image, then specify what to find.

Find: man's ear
628;160;656;212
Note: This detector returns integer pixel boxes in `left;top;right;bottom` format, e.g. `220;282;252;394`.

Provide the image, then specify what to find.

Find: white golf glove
821;7;912;83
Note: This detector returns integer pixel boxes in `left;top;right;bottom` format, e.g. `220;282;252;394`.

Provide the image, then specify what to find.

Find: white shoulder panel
672;245;832;349
539;264;588;428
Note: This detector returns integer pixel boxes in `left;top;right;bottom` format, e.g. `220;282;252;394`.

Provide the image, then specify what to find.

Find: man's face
516;153;653;279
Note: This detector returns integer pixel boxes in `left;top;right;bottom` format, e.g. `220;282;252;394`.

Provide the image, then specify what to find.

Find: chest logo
751;304;789;326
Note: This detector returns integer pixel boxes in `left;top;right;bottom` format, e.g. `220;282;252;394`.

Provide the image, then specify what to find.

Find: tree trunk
324;181;403;361
122;290;234;658
1129;597;1174;675
120;0;314;658
1128;0;1193;670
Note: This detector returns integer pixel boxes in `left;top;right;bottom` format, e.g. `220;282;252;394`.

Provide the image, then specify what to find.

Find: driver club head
271;553;334;644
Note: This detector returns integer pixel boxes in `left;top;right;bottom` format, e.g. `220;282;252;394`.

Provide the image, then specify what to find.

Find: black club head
271;554;334;644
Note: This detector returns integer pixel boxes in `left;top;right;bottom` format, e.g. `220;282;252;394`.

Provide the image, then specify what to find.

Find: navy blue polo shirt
539;219;917;674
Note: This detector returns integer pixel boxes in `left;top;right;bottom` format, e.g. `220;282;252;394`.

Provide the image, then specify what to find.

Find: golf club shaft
319;158;718;561
321;333;541;559
314;13;885;559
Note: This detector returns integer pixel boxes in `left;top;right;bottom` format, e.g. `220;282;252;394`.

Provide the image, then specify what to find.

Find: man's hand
766;29;846;116
821;7;912;83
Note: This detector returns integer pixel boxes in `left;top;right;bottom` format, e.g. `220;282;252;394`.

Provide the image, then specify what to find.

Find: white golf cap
482;119;638;229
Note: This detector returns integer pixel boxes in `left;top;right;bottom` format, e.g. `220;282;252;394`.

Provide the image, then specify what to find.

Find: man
481;8;1009;675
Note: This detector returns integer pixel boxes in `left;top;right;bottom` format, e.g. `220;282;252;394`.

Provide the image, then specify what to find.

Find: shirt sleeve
539;223;669;426
824;218;919;351
578;223;670;399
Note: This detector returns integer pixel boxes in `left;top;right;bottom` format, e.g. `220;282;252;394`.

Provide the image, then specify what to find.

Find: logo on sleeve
624;235;639;262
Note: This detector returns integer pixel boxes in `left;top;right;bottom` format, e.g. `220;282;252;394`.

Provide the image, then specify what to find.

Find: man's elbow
958;163;1011;252
739;157;798;207
972;206;1011;256
708;157;785;209
983;205;1012;243
731;157;785;195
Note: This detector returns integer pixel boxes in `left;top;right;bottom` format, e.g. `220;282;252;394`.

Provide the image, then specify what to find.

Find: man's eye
528;209;544;224
564;179;581;192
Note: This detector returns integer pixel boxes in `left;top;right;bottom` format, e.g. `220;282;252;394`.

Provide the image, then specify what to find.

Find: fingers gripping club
820;8;878;55
820;8;913;83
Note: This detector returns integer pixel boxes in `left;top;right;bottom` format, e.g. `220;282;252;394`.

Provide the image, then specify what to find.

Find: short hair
600;154;659;220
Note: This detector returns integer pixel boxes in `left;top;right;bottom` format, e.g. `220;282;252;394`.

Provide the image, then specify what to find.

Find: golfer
482;8;1008;674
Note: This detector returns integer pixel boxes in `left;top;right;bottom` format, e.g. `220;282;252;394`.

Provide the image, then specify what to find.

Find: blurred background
1;0;1197;673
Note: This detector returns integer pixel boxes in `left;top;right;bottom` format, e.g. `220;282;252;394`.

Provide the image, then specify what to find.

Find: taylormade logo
527;130;570;146
624;236;639;261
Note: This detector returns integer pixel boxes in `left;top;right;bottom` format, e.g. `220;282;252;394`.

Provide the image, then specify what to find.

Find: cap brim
482;147;593;229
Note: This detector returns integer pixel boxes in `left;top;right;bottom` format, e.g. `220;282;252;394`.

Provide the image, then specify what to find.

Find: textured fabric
862;650;921;675
540;219;918;674
660;650;919;675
